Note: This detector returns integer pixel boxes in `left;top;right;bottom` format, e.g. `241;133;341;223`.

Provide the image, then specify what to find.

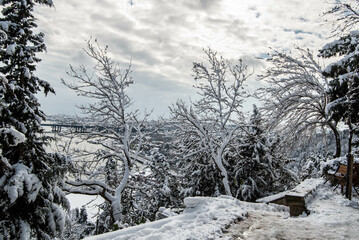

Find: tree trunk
346;75;354;200
214;154;232;196
328;123;341;158
346;154;353;200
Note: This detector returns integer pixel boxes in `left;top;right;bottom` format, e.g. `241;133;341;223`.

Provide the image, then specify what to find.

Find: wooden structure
256;179;323;217
326;162;359;195
259;193;308;217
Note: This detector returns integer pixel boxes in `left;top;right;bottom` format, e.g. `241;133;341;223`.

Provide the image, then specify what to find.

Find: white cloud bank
33;0;333;117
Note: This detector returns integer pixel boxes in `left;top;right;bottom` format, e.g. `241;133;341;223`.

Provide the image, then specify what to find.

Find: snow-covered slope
85;195;287;240
85;179;359;240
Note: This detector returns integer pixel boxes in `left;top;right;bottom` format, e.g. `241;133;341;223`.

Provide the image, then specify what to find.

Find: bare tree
257;47;341;157
61;39;152;226
170;48;250;197
324;0;359;36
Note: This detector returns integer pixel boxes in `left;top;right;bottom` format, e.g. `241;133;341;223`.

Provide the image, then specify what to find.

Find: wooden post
346;154;354;200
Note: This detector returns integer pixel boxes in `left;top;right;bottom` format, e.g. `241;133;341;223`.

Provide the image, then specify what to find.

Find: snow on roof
256;178;324;203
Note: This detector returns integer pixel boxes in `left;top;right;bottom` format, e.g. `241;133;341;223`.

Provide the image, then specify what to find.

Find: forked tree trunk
214;155;232;196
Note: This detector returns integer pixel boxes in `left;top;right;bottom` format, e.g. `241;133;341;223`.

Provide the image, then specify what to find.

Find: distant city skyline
34;0;333;118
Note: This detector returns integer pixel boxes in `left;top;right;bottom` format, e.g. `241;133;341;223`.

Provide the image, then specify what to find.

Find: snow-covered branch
257;47;341;157
171;48;250;197
62;39;154;225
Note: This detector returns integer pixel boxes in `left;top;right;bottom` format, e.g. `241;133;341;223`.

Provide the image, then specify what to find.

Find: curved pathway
223;186;359;240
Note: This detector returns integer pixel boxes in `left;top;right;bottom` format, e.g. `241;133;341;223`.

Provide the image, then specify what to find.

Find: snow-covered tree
78;207;88;224
319;1;359;151
170;48;250;197
123;147;182;224
62;39;173;232
0;1;71;239
323;0;359;36
64;207;95;240
88;133;181;233
233;105;298;201
257;48;341;157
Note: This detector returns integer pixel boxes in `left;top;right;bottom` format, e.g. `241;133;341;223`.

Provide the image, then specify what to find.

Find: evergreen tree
319;6;359;149
78;207;88;224
0;1;70;239
64;208;95;240
174;132;224;197
233;105;297;201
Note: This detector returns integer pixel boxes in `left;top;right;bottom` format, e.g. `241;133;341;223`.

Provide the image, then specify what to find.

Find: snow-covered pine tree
319;1;359;150
319;32;359;146
78;207;88;224
64;207;95;240
145;148;182;211
93;157;122;233
233;105;298;201
0;1;70;239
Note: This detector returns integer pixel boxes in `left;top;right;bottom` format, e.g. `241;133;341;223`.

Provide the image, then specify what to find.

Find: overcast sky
34;0;334;118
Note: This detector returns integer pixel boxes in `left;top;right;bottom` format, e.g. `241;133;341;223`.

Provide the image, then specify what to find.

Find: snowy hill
85;179;359;240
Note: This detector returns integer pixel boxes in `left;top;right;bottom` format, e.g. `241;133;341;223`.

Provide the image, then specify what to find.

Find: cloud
184;0;218;10
33;0;334;117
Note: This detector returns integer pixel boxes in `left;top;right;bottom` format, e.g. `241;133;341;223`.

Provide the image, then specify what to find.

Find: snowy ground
85;179;359;240
224;185;359;239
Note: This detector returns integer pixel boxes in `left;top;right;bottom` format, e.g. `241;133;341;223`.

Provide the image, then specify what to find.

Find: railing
41;123;121;133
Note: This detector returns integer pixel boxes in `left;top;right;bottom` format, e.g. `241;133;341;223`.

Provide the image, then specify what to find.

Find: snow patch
3;164;42;204
24;68;31;79
0;127;26;146
6;43;16;55
85;196;248;240
19;220;31;240
155;207;179;220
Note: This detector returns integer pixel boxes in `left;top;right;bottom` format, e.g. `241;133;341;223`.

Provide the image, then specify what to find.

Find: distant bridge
41;123;122;133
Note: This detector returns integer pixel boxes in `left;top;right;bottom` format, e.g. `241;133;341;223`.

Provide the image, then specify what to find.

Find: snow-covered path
86;181;359;240
224;186;359;240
